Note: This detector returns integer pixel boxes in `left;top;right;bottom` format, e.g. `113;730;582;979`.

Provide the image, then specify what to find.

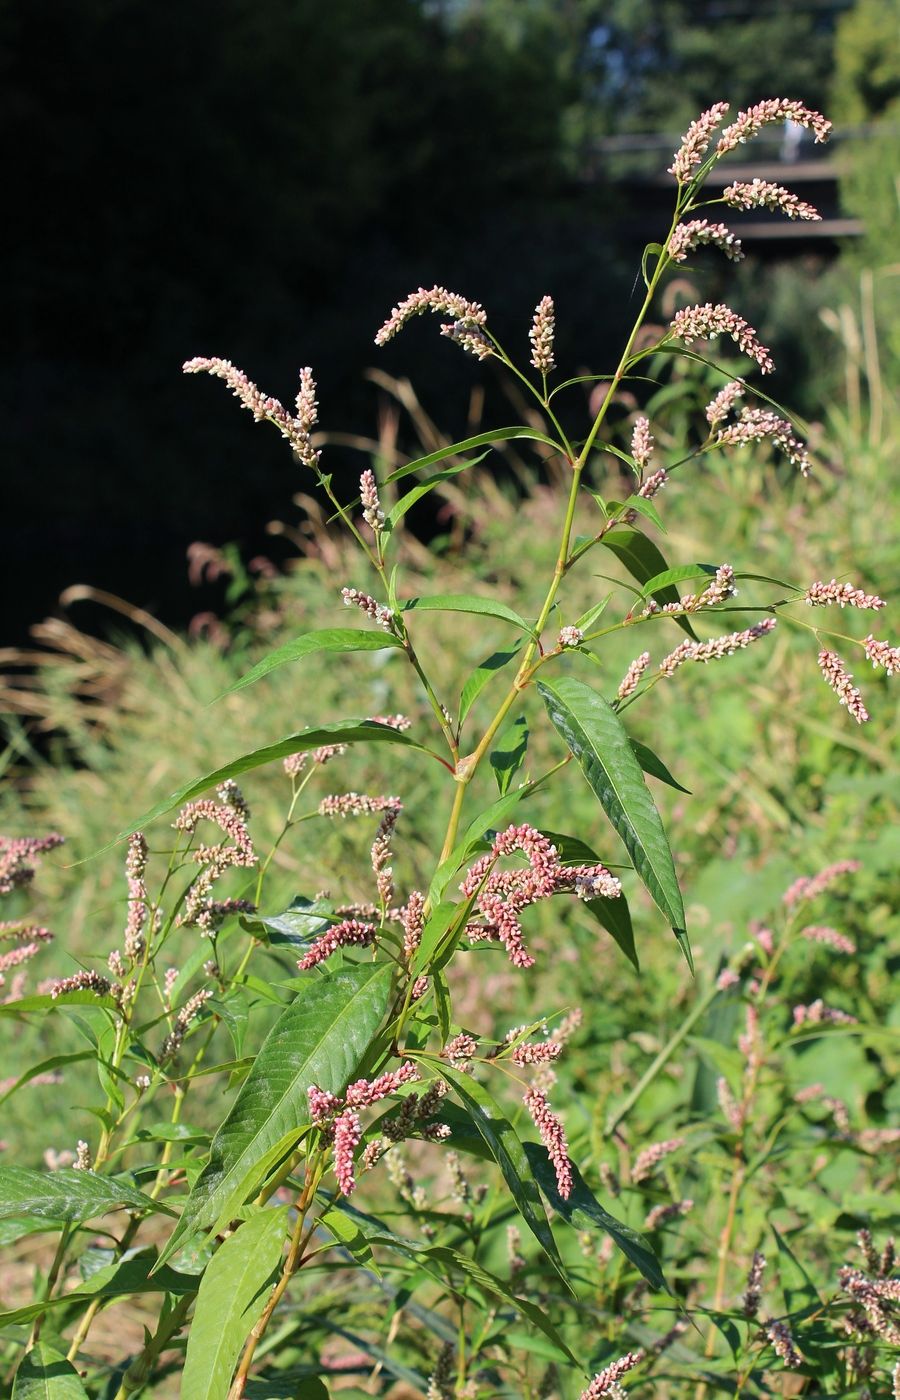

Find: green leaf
574;597;612;631
601;529;697;638
489;715;529;796
638;563;717;598
182;1207;289;1400
386;453;490;528
621;494;667;533
102;722;428;851
0;991;120;1017
585;895;638;971
242;896;336;948
217;630;404;698
641;241;664;289
0;1051;93;1106
411;902;464;976
381;427;564;489
439;1065;570;1291
458;645;521;725
538;676;688;963
402;593;533;635
158;963;392;1263
319;1205;380;1276
0;1251;197;1326
422;1246;581;1368
537;827;638;964
0;1167;171;1224
631;740;691;794
522;1143;667;1293
12;1343;89;1399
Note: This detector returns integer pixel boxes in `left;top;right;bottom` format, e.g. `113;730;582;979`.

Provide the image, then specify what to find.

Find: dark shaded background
2;0;849;645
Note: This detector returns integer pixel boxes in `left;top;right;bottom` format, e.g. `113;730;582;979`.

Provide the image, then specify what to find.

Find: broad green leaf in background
458;644;521;725
439;1065;570;1290
538;677;688;964
522;1143;668;1293
104;721;431;849
217;629;404;698
489;714;529;795
402;593;534;636
182;1206;289;1400
0;1167;170;1224
12;1343;89;1400
241;895;336;948
158;963;392;1263
601;528;697;638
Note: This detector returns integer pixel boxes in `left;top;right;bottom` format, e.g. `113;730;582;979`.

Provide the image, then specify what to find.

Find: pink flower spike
631;416;653;470
800;924;856;955
523;1087;572;1199
671;303;774;374
529;295;556;374
724;179;821;221
375;285;487;347
717;99;831;155
296;918;376;970
668;219;743;263
616;652;651;702
804;579;886;610
818;649;870;723
668;102;730;182
333;1109;362;1196
705;379;746;427
864;635;900;676
345;1061;419;1108
579;1352;644;1398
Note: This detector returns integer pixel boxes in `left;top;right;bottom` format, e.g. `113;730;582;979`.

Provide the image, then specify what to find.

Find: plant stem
228;1162;321;1397
112;1292;194;1399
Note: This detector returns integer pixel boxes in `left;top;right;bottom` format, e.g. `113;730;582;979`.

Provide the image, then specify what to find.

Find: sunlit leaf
217;629;404;698
538;676;688;963
182;1207;289;1399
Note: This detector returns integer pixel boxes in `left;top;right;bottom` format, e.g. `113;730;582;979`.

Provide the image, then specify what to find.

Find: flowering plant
2;99;898;1399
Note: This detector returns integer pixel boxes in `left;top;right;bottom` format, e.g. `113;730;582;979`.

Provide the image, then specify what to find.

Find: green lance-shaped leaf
157;963;392;1264
182;1206;289;1400
538;677;688;964
0;1251;197;1327
386;451;490;529
380;426;565;489
401;593;534;636
100;721;430;852
12;1342;90;1400
439;1065;570;1291
522;1143;668;1293
601;528;697;638
0;990;120;1017
0;1167;171;1224
536;830;639;971
631;739;691;794
241;895;336;948
428;786;532;903
458;644;521;725
0;1051;93;1106
638;563;718;599
218;629;404;699
490;714;529;795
